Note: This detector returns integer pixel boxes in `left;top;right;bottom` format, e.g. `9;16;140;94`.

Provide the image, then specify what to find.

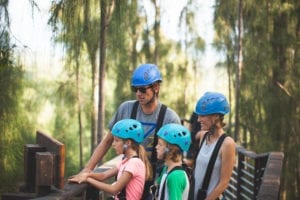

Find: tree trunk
97;0;115;159
82;0;99;153
234;0;243;143
153;0;160;64
97;0;107;150
75;49;83;169
91;55;98;153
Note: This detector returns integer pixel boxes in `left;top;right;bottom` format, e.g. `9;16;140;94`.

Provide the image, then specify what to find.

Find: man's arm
83;131;114;172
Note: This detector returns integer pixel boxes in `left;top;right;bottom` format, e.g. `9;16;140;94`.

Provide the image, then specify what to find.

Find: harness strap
150;104;167;173
130;100;139;119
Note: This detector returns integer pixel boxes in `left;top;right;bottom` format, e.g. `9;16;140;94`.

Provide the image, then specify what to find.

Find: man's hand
68;171;90;184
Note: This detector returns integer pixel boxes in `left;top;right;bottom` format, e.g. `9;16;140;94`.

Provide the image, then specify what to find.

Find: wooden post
36;131;65;189
254;155;269;198
257;152;284;200
22;144;46;193
236;148;244;199
35;152;54;196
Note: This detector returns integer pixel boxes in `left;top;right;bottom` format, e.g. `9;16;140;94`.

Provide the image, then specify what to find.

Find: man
70;63;181;198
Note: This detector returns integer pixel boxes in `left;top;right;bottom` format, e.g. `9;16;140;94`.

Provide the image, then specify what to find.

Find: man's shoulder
120;100;136;106
163;106;181;124
118;100;136;109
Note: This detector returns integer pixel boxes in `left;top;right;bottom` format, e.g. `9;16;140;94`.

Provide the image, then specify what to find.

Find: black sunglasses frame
131;85;153;93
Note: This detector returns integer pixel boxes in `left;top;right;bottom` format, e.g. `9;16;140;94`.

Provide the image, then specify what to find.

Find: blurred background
1;0;299;199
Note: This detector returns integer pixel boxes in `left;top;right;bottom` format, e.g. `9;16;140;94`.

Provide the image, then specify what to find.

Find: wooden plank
31;183;88;200
22;144;46;193
1;192;36;200
36;131;65;189
257;152;284;200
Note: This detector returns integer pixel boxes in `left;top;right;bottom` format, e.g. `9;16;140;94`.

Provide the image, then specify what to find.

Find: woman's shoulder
221;134;236;154
223;134;235;146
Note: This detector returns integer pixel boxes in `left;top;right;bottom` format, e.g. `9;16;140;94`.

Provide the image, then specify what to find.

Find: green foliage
0;22;35;194
214;0;300;198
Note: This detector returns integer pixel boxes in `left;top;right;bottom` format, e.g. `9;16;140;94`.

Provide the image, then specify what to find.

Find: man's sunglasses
131;85;153;93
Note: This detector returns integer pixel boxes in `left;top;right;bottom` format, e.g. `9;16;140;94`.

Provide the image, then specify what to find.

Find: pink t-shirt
116;157;146;200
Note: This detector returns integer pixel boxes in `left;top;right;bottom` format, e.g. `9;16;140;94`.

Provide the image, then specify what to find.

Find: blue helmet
157;123;191;152
131;63;162;86
195;92;230;115
111;119;144;143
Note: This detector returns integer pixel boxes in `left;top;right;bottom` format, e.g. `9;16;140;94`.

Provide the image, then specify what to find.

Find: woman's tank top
193;139;221;200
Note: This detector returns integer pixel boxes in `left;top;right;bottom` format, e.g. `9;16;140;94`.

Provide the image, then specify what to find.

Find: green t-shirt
157;166;190;200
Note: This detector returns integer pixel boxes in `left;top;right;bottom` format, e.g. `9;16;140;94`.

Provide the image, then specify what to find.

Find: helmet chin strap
208;115;220;140
207;116;219;141
145;88;156;105
208;125;216;135
162;146;169;159
123;144;128;154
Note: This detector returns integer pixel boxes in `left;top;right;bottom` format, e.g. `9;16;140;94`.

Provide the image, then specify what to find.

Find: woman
155;123;192;200
70;119;152;200
191;92;236;200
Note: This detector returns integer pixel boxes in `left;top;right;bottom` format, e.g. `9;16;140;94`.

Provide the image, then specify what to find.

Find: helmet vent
144;71;150;81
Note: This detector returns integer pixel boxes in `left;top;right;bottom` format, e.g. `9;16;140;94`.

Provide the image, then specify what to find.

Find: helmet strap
207;123;217;142
163;146;169;159
123;140;130;154
123;144;128;154
145;88;156;105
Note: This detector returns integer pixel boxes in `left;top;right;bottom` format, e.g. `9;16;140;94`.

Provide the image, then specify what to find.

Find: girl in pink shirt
73;119;152;200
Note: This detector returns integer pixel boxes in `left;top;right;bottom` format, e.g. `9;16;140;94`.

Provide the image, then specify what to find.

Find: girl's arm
88;167;118;181
68;166;118;183
87;171;132;195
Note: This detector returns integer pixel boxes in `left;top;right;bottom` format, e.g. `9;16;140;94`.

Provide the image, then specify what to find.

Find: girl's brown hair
165;144;183;162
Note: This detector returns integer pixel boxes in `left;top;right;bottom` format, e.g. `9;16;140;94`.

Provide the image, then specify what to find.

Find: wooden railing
224;146;284;200
1;133;284;200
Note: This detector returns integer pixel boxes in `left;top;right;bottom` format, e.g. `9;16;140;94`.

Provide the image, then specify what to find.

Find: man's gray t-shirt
108;100;181;153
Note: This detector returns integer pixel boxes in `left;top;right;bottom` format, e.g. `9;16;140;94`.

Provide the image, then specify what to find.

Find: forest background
0;0;299;199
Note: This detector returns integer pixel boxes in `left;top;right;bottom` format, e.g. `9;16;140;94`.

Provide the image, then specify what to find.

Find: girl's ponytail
138;145;153;180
